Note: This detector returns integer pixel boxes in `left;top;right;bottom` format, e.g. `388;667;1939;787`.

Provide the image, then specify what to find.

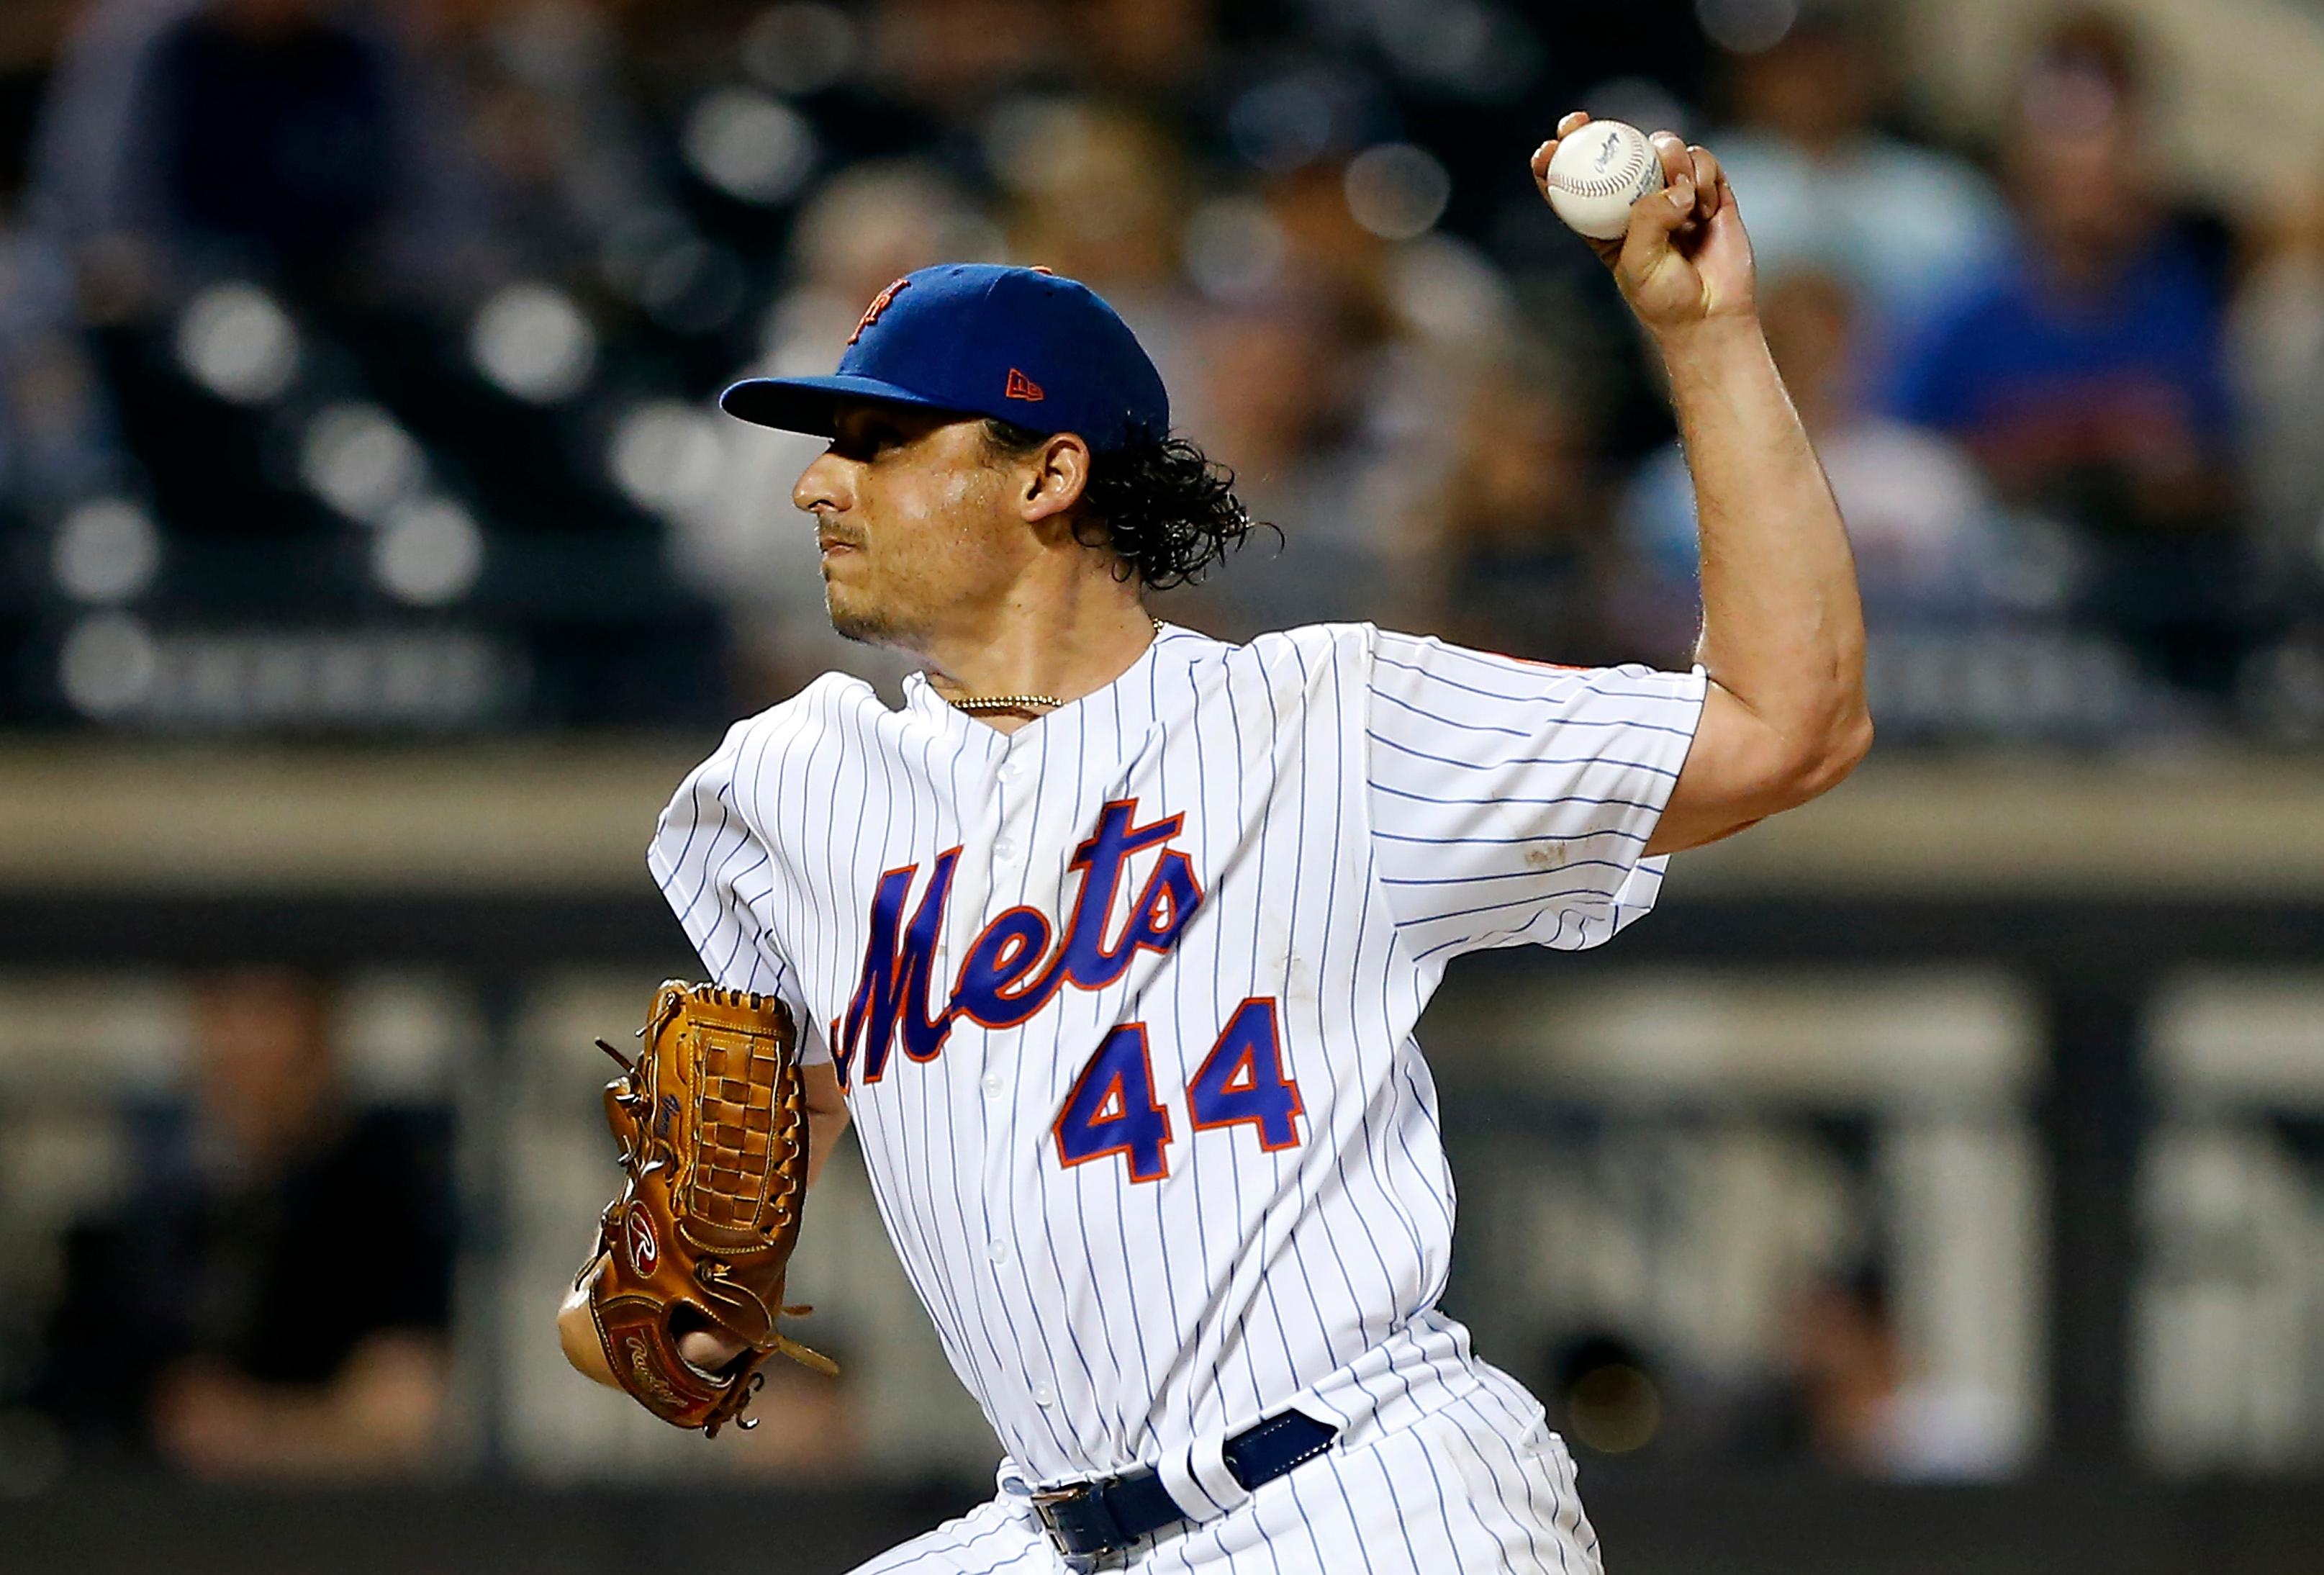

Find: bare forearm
156;1336;446;1478
1663;316;1867;764
804;1060;849;1190
1532;115;1868;849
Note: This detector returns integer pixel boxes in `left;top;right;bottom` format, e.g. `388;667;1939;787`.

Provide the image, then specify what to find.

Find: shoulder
707;672;896;768
1147;619;1371;679
661;672;900;833
1213;620;1383;667
1244;622;1596;690
1206;621;1383;692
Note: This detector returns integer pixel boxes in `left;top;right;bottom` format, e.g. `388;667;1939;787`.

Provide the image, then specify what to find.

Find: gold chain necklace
945;620;1164;718
951;693;1062;716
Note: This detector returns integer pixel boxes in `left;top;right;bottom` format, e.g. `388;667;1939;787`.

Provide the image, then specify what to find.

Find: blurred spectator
0;4;125;507
1414;348;1623;664
0;173;117;509
1167;292;1405;637
1256;161;1398;346
864;0;1059;122
1761;1263;2016;1481
397;0;661;297
1070;0;1220;108
30;0;484;317
1712;14;2009;366
31;970;453;1477
995;98;1193;310
2230;168;2324;578
2230;166;2324;736
1883;14;2246;694
1622;268;2002;657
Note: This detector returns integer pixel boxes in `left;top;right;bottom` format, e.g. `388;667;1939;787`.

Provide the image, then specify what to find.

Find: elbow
1781;703;1872;807
1756;696;1870;814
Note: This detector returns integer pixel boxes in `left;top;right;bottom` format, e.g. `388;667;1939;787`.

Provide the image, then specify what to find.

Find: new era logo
1005;368;1044;402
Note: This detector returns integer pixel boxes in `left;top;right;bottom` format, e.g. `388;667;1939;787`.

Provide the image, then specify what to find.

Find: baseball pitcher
560;117;1869;1572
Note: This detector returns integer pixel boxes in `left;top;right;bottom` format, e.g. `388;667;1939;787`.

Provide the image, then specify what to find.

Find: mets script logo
623;1203;659;1277
848;276;910;344
833;799;1200;1088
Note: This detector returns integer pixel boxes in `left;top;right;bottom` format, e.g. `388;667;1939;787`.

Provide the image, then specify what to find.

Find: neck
919;574;1157;734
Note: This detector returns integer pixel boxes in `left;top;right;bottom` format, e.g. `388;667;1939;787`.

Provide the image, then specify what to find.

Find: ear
1018;433;1093;525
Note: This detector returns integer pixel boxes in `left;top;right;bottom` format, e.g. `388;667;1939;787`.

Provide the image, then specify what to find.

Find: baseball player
602;118;1868;1571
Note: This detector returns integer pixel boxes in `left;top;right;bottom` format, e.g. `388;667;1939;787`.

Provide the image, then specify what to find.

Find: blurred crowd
0;0;2320;738
20;970;455;1479
0;963;2022;1489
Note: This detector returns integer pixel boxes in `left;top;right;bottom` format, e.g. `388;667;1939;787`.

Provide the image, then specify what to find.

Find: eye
831;426;895;462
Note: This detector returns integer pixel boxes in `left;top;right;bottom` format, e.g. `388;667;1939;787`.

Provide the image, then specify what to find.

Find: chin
826;593;898;649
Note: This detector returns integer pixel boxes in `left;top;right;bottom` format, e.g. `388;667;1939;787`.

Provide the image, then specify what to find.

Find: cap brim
718;374;966;436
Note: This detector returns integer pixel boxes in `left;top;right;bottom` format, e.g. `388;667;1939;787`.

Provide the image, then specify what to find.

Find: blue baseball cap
720;263;1170;453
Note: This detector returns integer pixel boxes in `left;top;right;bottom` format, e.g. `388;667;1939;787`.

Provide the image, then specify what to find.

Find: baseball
1544;119;1666;241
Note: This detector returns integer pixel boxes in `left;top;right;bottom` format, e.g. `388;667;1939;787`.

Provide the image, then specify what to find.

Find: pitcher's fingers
1619;171;1698;276
1650;130;1691;189
1686;144;1726;221
1532;111;1594;184
678;1329;749;1373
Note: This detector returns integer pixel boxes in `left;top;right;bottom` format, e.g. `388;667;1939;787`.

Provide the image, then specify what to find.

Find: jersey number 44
1054;997;1306;1183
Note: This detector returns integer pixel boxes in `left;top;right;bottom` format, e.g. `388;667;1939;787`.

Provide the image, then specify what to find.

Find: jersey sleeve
1363;628;1707;963
645;719;831;1065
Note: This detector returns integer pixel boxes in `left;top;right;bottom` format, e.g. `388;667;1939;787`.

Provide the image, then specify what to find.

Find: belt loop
1172;1430;1252;1520
1152;1447;1219;1525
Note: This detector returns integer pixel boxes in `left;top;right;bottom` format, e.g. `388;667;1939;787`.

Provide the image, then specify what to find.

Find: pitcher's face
791;402;1026;649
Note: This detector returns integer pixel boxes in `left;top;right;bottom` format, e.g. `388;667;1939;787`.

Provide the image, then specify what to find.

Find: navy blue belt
1032;1410;1339;1560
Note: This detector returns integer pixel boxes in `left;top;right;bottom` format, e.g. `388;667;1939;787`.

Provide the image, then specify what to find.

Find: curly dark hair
982;420;1270;590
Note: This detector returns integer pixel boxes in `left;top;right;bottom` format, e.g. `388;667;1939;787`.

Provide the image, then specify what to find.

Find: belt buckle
1031;1478;1113;1571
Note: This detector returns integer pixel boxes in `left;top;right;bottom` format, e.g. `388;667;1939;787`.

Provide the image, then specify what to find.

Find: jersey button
993;838;1019;867
998;758;1024;784
987;1237;1010;1265
981;1071;1004;1099
1032;1382;1056;1408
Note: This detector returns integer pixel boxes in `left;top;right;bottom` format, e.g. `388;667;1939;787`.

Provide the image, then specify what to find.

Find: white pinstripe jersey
648;622;1704;1502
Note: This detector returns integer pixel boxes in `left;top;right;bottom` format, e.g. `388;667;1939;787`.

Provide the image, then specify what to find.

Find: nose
793;448;851;518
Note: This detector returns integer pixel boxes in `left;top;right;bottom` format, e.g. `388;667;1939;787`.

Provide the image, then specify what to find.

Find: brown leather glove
566;981;836;1436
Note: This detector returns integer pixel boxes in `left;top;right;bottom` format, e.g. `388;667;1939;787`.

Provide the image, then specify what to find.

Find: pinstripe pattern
646;622;1701;1565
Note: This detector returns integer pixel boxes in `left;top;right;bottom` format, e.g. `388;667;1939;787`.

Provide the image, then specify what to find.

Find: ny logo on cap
849;277;910;345
1005;368;1044;402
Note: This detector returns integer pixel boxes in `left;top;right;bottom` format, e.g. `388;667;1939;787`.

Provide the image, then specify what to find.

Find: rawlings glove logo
624;1201;659;1276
